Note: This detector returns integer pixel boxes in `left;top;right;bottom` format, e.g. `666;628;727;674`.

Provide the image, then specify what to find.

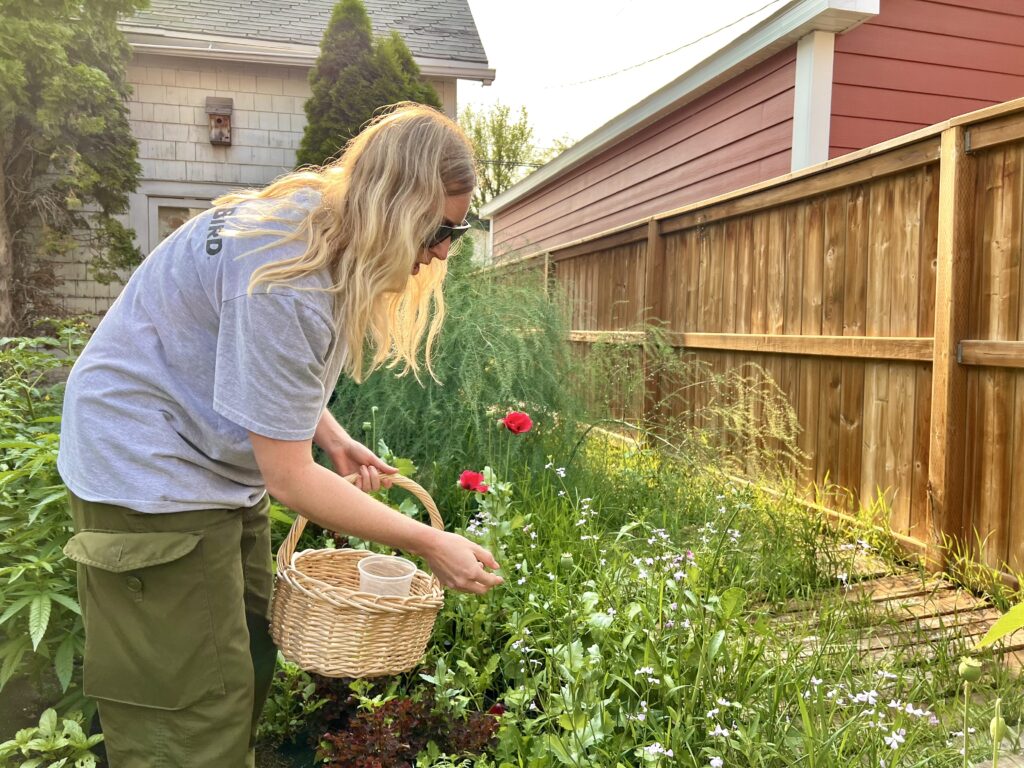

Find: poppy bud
958;656;983;683
991;715;1007;742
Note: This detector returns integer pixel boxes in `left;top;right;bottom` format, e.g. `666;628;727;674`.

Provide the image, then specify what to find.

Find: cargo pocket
64;530;226;710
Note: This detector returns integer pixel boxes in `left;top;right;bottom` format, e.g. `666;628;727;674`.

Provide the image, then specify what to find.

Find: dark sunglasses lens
428;223;469;248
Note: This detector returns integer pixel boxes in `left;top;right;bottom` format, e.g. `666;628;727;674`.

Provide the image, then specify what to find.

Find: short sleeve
213;291;334;440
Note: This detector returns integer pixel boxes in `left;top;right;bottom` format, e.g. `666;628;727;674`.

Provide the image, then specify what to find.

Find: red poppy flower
501;411;533;434
459;470;489;493
487;703;506;716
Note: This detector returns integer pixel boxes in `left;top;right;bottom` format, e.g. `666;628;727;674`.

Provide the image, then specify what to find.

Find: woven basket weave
269;474;445;678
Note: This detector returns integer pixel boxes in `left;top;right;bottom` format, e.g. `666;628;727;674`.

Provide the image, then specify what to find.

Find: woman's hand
418;529;504;595
313;410;396;492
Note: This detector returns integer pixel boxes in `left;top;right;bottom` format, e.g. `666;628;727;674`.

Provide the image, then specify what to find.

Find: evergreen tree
0;0;145;335
296;0;441;168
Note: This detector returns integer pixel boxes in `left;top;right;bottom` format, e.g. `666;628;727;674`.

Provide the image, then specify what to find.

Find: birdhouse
205;96;233;145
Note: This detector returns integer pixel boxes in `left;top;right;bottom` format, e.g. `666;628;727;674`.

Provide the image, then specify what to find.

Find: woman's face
412;191;473;275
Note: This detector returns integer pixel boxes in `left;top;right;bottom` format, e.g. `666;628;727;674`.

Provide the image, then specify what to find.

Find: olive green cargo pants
64;493;278;767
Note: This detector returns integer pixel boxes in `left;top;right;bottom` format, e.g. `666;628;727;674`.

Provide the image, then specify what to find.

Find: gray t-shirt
58;190;345;513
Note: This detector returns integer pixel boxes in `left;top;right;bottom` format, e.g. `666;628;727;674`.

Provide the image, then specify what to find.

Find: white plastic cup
357;554;417;596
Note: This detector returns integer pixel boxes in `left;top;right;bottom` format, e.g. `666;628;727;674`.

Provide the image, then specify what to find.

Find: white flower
555;467;566;477
883;728;906;749
710;759;724;768
644;743;673;757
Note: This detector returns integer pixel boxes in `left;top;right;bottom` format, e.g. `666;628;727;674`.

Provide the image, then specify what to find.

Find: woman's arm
312;409;394;491
250;432;503;594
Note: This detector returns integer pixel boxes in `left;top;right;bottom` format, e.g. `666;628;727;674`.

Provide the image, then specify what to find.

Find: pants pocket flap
64;531;201;573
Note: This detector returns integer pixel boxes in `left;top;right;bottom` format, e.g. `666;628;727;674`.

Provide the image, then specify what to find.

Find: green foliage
0;708;102;768
258;656;328;748
296;0;441;167
459;103;545;221
0;322;89;693
0;0;145;332
330;238;583;519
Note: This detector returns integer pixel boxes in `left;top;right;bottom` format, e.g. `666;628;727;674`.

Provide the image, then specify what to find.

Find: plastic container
357;554;417;596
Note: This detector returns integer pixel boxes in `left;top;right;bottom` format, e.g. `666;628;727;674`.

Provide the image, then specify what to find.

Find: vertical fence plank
643;219;665;423
840;185;868;510
929;125;977;569
912;166;940;540
798;201;821;484
862;180;895;516
1008;141;1024;573
819;192;847;503
889;173;921;536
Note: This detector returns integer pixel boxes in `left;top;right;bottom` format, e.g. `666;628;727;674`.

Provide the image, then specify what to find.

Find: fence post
928;125;976;571
642;218;666;424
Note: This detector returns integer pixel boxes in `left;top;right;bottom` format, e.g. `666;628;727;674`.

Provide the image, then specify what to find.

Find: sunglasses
426;220;471;248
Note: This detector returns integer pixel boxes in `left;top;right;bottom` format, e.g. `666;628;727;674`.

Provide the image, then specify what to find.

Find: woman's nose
429;240;451;261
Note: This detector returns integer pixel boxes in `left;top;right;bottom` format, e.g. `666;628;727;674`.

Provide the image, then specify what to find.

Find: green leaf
0;596;32;626
39;708;58;736
54;634;75;691
544;734;576;766
29;594;52;650
707;629;726;661
28;489;66;524
975;601;1024;650
719;586;747;620
49;593;81;615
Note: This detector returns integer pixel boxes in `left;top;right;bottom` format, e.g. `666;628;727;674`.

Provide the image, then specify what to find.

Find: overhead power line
545;0;785;89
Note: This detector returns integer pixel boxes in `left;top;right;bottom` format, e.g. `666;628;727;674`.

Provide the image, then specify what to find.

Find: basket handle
276;473;445;570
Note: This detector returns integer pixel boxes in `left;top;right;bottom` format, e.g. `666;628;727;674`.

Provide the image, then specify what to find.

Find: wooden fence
494;97;1024;578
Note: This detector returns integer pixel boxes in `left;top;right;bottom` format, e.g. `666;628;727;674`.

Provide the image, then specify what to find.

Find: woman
57;102;503;767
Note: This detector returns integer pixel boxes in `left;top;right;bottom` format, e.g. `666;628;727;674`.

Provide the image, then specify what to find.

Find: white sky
458;0;791;151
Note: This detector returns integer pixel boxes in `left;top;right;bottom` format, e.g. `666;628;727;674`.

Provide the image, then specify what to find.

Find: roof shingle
128;0;488;65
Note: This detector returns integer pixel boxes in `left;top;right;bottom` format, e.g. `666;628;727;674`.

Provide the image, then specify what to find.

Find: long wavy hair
212;102;476;382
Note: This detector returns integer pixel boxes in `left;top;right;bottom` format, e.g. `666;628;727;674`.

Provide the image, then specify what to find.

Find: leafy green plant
258;656;329;749
0;322;89;694
0;708;102;767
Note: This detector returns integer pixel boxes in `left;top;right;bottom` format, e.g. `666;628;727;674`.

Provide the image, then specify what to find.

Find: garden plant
2;247;1023;767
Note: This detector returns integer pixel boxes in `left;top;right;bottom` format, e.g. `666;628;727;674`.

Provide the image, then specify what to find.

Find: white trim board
481;0;877;218
792;29;835;171
122;26;496;82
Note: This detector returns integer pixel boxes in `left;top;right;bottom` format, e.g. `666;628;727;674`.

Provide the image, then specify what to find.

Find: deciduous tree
459;103;572;221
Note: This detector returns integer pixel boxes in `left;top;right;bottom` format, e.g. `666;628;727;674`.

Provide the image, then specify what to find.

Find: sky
458;0;791;152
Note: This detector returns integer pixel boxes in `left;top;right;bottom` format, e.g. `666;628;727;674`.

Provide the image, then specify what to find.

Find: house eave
121;25;495;82
480;0;878;219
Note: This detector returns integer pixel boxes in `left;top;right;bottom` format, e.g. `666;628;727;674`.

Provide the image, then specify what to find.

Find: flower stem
964;681;970;768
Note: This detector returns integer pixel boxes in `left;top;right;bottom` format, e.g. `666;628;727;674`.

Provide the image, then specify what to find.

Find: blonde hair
213;102;476;382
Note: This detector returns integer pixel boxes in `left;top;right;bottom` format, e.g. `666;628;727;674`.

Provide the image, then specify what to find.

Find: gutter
480;0;877;219
121;25;495;83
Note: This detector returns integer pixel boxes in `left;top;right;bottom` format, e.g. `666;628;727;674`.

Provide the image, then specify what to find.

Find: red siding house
483;0;1024;261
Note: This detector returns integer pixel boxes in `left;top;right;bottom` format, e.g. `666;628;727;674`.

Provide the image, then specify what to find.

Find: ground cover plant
255;408;1024;767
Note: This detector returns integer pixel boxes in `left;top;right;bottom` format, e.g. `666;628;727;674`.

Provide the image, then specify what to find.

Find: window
147;197;212;252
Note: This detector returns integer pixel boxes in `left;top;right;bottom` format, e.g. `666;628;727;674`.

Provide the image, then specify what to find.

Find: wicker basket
269;474;445;678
